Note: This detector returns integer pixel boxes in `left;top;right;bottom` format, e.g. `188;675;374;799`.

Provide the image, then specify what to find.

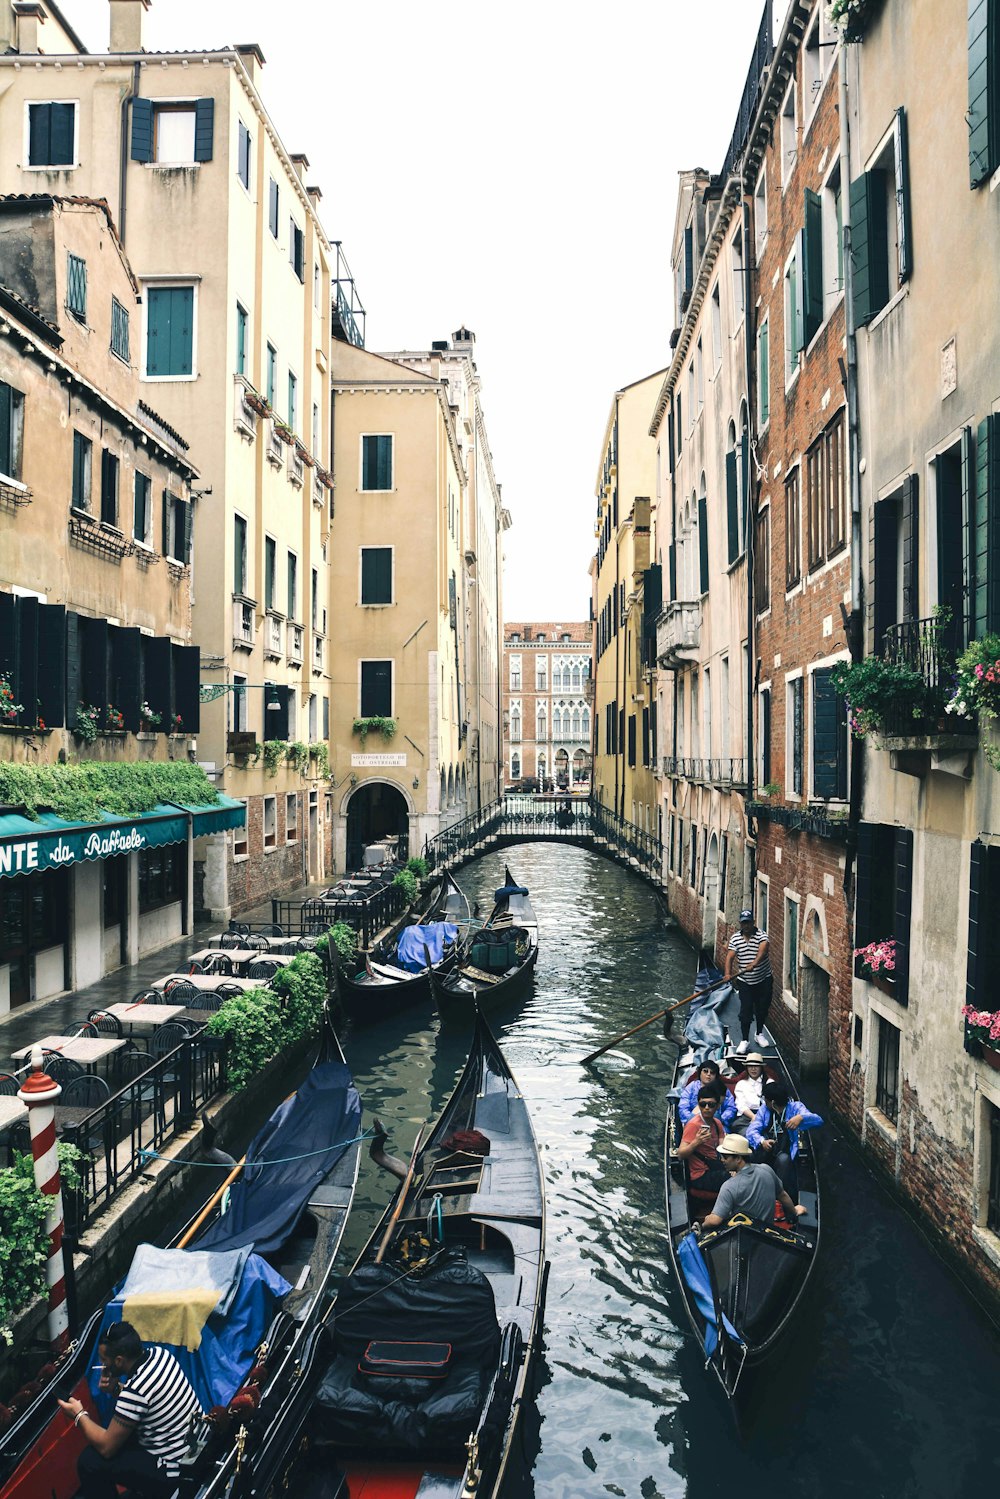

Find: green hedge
207;951;328;1092
392;868;418;903
0;1144;84;1343
314;921;357;964
0;762;218;823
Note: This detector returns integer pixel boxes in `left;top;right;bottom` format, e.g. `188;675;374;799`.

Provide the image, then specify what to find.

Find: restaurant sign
0;816;177;879
351;753;407;767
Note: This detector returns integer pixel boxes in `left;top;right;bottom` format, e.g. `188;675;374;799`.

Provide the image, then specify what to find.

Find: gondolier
725;909;772;1056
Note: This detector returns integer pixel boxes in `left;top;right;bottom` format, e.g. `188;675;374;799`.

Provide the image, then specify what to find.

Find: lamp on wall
412;775;420;789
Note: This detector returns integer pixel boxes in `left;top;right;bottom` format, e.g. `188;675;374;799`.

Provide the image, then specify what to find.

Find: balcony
233;377;258;441
879;616;977;778
288;445;305;488
662;756;748;789
265;419;284;468
656;601;701;669
312;633;325;673
232;597;256;652
264;612;283;661
287;622;304;665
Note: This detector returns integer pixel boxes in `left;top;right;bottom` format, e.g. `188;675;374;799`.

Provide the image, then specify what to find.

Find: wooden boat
337;871;470;1023
196;1009;548;1499
663;1005;820;1409
432;865;538;1022
0;1024;363;1499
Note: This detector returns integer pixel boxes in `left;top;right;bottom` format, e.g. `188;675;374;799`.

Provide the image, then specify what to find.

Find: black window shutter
849;171;888;326
194;98;215;162
379;549;392;602
968;0;995;187
111;625;142;732
64;610;81;726
0;382;13;475
803;187;824;343
361;550;374;602
726;448;739;563
36;603;66;728
811;667;846;800
962;425;974;646
900;474;919;623
683;225;694;304
268;685;290;741
16;597;39;729
172;644;201;733
162;489;170;556
893;108;913;282
182;500;193;565
361;660;391;718
131;98;153;163
698;495;709;593
628;714;636;768
668;541;677;602
967;840;986;1006
50;103;74;165
872;498;899;653
893;827;914;1005
855;822;875;950
642;707;650;766
144;635;173;723
761;690;771;784
974;415;1000;634
80;616;109;715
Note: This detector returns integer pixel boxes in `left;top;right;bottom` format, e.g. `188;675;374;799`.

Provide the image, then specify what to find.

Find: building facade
0;0;338;917
502;623;592;791
0;194;240;1013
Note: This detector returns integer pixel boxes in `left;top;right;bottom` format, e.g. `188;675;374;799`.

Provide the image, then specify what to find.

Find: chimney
235;42;266;88
109;0;150;53
290;153;309;183
307;184;323;206
13;1;46;54
452;326;475;348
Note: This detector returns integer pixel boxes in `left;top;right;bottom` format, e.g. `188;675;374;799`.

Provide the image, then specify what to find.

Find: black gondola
337;871;471;1023
198;1008;547;1499
431;865;538;1022
0;1024;362;1499
663;975;820;1410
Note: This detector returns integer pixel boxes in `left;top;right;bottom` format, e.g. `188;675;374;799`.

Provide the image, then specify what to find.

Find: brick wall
227;790;307;913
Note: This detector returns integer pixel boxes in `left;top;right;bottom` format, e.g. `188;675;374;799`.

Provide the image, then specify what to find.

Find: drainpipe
118;63;140;244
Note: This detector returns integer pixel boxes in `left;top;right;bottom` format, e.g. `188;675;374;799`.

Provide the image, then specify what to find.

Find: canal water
338;844;1000;1498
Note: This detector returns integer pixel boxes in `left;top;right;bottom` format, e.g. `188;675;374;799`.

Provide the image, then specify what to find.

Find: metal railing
881;615;972;736
662;756;748;788
721;1;773;182
271;880;409;946
60;1032;228;1236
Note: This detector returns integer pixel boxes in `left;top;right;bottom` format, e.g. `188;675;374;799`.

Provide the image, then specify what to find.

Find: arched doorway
345;782;409;872
555;748;569;789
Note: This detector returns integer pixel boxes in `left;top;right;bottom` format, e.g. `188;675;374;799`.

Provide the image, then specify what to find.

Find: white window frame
757;678;772;786
357;657;395;718
263;794;277;852
232;797;249;860
140;277;199;384
785;667;804;798
754;165;768;262
23;99;79;172
803;6;837;132
731;228;745;325
358;544;395;607
359;432;394;492
783;889;801;1006
147;98;200;168
132;469;152;547
285;792;298;844
780;78;798;188
236;117;252;193
757;313;770;430
783;242;802;389
509;654;522;691
756;872;770;936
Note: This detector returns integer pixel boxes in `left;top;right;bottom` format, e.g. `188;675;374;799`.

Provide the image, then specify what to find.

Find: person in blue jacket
678;1059;737;1128
747;1080;822;1202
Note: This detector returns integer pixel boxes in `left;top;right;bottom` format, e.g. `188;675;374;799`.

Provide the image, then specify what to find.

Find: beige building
502;623;593;790
0;194;244;1012
328;340;470;869
0;0;338;917
591;372;663;833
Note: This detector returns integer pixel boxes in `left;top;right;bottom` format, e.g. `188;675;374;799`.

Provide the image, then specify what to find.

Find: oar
579;975;730;1066
176;1155;247;1247
375;1125;425;1265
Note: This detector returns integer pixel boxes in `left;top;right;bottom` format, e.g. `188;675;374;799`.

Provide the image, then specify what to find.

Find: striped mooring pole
17;1046;69;1353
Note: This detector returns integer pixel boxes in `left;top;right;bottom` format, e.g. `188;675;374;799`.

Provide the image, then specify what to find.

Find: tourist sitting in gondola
677;1059;737;1128
747;1081;823;1202
728;1052;778;1133
699;1133;807;1231
677;1089;729;1210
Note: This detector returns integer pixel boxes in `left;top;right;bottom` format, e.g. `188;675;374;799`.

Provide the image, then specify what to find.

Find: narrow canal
338;844;1000;1498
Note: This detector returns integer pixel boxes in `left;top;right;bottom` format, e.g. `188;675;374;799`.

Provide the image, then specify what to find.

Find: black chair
7;1121;32;1161
227;922;250;937
164;979;199;1001
0;1072;21;1096
86;1010;123;1038
218;931;243;950
246;934;270;952
186;960;207;975
264;923;285;937
247;960;279;981
170;1016;201;1036
191;991;224;1013
60;1073;111;1110
151;1023;188;1057
205;954;234;977
43;1054;86;1088
129;988;162;1006
215;983;244;1002
296;936;318;952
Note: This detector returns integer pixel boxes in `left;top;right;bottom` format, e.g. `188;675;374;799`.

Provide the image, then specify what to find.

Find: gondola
337;870;471;1023
663;968;820;1410
431;865;538;1022
196;1008;548;1499
0;1023;363;1499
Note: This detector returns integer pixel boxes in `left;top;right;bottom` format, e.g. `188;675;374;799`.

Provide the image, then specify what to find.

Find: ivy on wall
0;762;218;823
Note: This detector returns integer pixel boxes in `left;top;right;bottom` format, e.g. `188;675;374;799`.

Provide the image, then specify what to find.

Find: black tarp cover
197;1062;362;1256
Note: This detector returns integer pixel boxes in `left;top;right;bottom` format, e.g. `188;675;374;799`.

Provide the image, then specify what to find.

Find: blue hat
739;909;754;923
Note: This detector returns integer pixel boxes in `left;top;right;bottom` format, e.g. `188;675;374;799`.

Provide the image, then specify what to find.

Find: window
726;427;742;564
754;167;768;260
785;466;802;589
695;338;704;412
233;798;249;859
361;547;393;605
153;104;197;164
719;657;731;758
287;370;297;433
286;793;298;843
236;303;248;376
145;285;194;378
784;244;802;380
823;166;844;314
163;491;190;563
360;660;392;717
806;413;846;571
66;253;87;322
811;665;849;800
287;551;298;619
780;80;797;186
934;434;974;651
732;227;745;321
710;284;722;372
237;119;251;190
803;9;834;118
264;536;276;612
510;707;521;743
851;108;912;326
268;177;280;238
266;343;277;407
234;515;248;596
133;471;151;544
311;569;319;630
130;96;212;164
230;676;248;734
969;0;1000;186
754;503;771;613
787;676;804;795
874;1015;901;1124
263;795;277;850
690;823;698;887
757;315;770;428
510;656;521;690
869;474;919;653
987;1102;1000;1234
110;297;130;363
138;845;185;912
511;753;521;780
289;219;305;281
856;823;913;1002
536;656;547;690
71;430;92;511
27;101;76;168
784;896;799;996
759;685;772;786
100;449;119;527
361;434;393;491
757;876;769;935
314;262;320;311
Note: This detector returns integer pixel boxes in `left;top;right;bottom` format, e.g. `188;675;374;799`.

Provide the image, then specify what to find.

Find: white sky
68;0;769;621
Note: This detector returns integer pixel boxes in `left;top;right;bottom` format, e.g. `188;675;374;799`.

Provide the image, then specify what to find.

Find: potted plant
105;704;125;732
139;701;162;732
832;658;935;739
74;704;101;743
1;676;24;724
947;635;1000;764
855;938;897;993
169;713;185;736
962;1005;1000;1070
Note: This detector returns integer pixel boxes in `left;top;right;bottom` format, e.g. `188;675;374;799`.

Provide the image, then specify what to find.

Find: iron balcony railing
662;756;748;789
720;0;773;182
272;876;409;947
881;615;974;736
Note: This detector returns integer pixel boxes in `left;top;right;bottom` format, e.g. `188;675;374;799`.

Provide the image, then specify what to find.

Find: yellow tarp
123;1287;220;1351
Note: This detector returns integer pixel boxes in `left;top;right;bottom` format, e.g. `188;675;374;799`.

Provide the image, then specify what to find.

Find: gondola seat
315;1256;500;1452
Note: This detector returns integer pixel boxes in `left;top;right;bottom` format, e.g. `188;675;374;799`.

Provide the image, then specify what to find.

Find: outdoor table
103;1002;186;1033
186;949;296;972
208;935;302;954
11;1035;127;1070
152;974;260;994
179;1009;215;1027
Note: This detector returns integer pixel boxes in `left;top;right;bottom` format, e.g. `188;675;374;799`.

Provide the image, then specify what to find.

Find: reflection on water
338;845;1000;1499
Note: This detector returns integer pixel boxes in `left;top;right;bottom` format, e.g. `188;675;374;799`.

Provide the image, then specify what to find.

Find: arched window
552;707;561;738
511;753;521;780
552;664;562;691
581;707;590;738
572;663;582;690
537;705;547;741
571;709;581;738
510;709;521;743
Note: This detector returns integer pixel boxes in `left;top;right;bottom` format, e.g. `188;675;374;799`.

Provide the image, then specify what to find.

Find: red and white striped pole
17;1046;69;1354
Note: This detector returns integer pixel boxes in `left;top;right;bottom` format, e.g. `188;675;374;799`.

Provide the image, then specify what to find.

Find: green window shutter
793;232;805;358
792;677;804;794
322;696;329;739
0;382;12;476
162;489;171;556
64;610;81;727
377;547;392;602
726;447;739;563
377;435;392;489
17;598;39;731
37;603;66;728
193;98;215;162
169;287;193;376
100;450;118;526
668;540;677;601
967;840;987;1006
131;98;153;163
803;188;824;344
812;667;848;800
80;615;109;717
236;304;247;375
872;498;899;654
893;828;914;1005
172;644;201;732
182;499;193;565
0;593;16;692
893;108;913;282
900;473;919;622
67;254;87;321
147;287;194;378
969;0;996;187
698;495;709;593
849;171;889;326
361;548;375;602
362;436;376;490
28;103;48;165
143;636;172;723
974;415;1000;633
855;822;875;950
361;660;392;718
265;537;275;610
287;553;297;617
51;103;74;165
962;425;975;645
269;179;279;237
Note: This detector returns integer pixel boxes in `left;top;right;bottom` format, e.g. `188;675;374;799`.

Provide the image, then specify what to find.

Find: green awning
0;796;246;879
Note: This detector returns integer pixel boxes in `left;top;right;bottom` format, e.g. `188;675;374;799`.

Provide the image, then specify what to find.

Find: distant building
502;623;592;791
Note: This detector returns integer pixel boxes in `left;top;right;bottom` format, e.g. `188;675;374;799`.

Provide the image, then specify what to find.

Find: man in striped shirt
58;1320;203;1497
724;908;773;1056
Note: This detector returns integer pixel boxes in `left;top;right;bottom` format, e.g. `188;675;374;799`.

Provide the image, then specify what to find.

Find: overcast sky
69;0;770;622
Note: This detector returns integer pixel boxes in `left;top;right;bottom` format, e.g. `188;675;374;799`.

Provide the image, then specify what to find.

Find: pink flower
976;665;984;678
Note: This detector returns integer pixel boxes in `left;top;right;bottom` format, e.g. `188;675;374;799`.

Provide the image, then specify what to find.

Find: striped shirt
114;1345;203;1475
728;928;772;982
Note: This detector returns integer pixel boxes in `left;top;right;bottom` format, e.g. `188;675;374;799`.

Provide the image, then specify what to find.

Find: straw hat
717;1133;752;1158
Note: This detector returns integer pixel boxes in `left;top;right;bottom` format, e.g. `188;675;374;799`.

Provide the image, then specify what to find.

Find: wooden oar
177;1156;247;1248
579;975;730;1066
374;1125;425;1265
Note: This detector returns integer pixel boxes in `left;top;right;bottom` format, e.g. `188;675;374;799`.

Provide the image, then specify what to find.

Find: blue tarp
677;1233;741;1356
91;1249;290;1412
682;963;741;1063
395;920;458;973
196;1061;362;1256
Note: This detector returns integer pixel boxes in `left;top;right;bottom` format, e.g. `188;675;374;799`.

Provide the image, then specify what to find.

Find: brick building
502;623;592;791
